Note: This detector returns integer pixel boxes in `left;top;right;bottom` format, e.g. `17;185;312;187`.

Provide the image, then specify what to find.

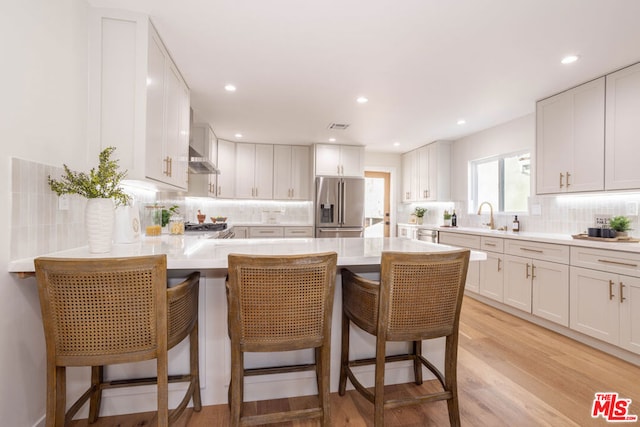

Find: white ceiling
89;0;640;153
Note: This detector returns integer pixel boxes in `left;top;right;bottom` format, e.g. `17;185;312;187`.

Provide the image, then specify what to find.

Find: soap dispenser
512;215;520;232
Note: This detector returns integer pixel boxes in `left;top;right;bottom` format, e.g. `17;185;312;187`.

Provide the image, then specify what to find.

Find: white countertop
435;226;640;253
8;236;486;273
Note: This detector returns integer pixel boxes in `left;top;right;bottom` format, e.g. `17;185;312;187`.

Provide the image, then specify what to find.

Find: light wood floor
70;297;640;426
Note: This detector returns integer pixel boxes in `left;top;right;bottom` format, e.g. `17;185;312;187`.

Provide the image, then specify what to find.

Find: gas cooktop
184;222;228;232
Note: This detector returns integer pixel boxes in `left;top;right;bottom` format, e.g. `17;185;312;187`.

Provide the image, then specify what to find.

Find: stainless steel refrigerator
315;176;365;238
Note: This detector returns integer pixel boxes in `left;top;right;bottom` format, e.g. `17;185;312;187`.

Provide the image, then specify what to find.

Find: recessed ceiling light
393;141;400;147
225;84;237;92
329;138;336;142
457;119;466;125
234;133;243;138
356;96;369;104
561;55;579;65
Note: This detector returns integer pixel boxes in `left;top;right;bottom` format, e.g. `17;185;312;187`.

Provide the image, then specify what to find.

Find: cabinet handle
620;282;626;303
526;263;530;279
597;259;638;268
566;171;571;188
531;264;536;279
609;280;615;300
497;258;501;272
520;247;544;253
337;165;341;175
169;157;173;177
485;242;497;247
163;156;171;176
559;172;564;188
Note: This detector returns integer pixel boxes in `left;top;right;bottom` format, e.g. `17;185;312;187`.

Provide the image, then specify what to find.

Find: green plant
161;205;179;227
47;146;130;206
414;207;427;218
609;215;632;232
443;210;452;220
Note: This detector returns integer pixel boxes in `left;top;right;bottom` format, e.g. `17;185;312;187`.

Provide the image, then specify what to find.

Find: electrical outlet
627;201;638;216
594;215;611;227
58;195;69;211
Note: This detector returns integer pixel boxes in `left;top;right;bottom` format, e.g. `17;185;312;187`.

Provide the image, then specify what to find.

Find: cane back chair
226;252;338;427
34;255;201;427
339;249;470;427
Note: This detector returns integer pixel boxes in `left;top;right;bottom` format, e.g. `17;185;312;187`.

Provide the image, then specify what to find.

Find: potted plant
414;207;427;225
443;210;452;227
609;215;632;237
48;147;130;253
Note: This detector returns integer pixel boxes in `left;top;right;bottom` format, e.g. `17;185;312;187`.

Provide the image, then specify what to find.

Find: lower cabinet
233;226;314;239
570;266;640;353
479;237;504;302
503;255;569;326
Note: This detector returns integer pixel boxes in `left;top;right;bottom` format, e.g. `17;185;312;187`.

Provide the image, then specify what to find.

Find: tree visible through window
470;151;530;213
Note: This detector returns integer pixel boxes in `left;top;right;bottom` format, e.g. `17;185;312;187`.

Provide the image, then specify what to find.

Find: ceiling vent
327;123;350;130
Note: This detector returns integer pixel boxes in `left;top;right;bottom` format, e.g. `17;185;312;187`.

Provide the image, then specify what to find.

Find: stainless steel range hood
188;146;219;174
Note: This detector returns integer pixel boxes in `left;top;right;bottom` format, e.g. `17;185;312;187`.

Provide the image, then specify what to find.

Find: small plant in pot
48;147;130;253
609;215;632;237
414;207;427;224
443;210;452;226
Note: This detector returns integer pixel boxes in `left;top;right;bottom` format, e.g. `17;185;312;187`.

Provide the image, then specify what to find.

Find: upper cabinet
314;144;364;177
235;143;274;199
605;63;640;190
216;139;235;198
187;123;217;197
536;77;605;194
89;9;190;190
273;145;311;200
401;140;451;202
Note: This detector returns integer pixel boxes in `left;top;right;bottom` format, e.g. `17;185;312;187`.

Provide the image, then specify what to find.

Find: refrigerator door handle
338;180;343;225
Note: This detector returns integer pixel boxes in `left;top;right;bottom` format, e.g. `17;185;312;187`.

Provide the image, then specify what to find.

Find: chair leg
157;353;169;427
445;335;461;427
88;366;103;423
46;363;65;427
412;340;423;385
229;348;244;427
316;346;331;427
190;322;202;411
338;313;350;396
373;336;386;427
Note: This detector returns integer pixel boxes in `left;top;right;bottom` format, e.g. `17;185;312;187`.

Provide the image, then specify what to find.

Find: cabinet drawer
439;232;481;250
571;246;640;278
481;236;504;253
249;227;284;238
284;227;313;238
504;240;569;264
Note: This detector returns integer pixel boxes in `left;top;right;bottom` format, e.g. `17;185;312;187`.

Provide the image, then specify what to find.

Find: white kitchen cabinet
284;226;314;238
273;145;311;200
536;77;605;194
503;240;570;326
248;227;285;239
232;226;248;239
605;62;640;190
235;143;273;199
89;10;190;190
314;144;364;177
439;232;480;293
187;123;218;197
479;237;504;303
216;139;235;198
401;141;451;202
570;246;640;354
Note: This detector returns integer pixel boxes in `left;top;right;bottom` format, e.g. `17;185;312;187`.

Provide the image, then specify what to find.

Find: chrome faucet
477;202;495;230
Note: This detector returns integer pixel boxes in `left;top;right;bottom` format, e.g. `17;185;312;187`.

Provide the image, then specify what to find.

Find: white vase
85;198;115;253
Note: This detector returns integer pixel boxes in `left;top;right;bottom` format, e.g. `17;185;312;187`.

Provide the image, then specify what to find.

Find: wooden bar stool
34;255;201;427
226;252;338;427
339;249;470;427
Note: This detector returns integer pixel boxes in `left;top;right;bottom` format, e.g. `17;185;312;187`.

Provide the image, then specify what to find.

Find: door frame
365;171;391;237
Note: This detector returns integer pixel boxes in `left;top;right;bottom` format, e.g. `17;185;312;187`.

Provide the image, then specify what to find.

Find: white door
619;275;640;354
532;260;569;326
570;267;619;345
502;254;530;312
290;145;310;200
217;139;235;198
254;144;273;199
480;252;504;303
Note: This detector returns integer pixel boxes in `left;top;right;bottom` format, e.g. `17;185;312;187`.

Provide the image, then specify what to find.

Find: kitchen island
10;237;485;419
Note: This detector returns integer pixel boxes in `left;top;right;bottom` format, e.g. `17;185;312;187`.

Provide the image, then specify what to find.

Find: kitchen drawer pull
520;247;544;253
497;258;502;272
597;259;638;268
609;280;615;300
484;242;497;247
620;282;626;303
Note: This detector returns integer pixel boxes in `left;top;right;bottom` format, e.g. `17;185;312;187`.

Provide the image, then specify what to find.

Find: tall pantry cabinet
88;9;190;190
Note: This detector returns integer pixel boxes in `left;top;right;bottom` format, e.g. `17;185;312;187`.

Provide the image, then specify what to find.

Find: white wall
0;0;89;425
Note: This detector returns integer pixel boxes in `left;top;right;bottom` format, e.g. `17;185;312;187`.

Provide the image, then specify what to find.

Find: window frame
469;150;530;214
